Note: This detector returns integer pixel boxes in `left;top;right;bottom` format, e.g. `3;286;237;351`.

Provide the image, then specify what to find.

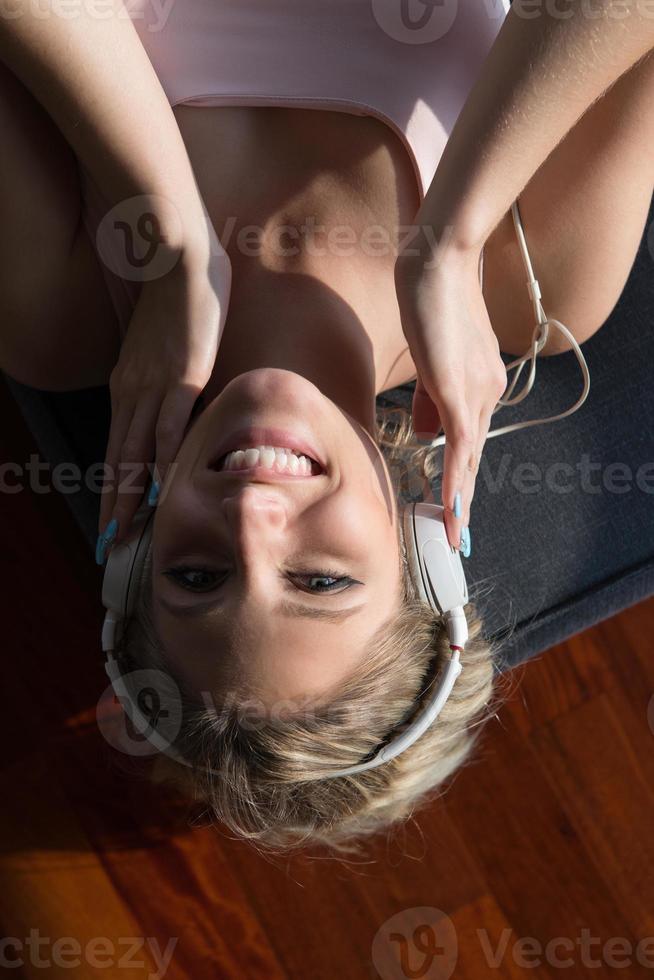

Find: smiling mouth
211;446;324;477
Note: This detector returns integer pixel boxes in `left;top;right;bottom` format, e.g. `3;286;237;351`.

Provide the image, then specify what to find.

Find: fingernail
460;525;471;558
95;517;119;566
148;480;160;507
453;491;462;519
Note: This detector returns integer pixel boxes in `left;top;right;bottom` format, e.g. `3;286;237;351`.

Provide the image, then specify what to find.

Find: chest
172;104;420;262
172;104;420;389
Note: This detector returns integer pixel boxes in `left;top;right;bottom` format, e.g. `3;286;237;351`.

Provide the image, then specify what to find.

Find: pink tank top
79;0;509;335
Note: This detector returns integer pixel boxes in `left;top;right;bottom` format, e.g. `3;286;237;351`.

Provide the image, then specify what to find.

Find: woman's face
151;368;403;707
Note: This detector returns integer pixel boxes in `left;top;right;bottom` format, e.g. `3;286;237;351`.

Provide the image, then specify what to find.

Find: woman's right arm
395;0;654;553
0;0;212;260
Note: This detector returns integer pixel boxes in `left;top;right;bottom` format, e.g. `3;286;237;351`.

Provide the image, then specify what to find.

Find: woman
1;0;653;852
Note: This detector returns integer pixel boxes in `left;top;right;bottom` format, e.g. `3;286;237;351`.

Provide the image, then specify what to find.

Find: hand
96;242;232;558
394;250;507;554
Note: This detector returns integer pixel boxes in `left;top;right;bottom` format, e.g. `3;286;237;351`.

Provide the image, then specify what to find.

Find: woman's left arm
97;245;231;554
0;0;233;549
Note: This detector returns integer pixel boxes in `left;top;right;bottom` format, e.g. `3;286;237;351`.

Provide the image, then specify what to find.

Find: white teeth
220;444;317;475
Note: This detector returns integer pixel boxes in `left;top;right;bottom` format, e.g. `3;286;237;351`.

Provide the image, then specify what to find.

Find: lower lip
208;426;326;471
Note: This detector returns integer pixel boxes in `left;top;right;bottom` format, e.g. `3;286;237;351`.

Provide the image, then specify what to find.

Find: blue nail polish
460;525;471;558
95;517;119;566
453;492;462;518
148;480;160;507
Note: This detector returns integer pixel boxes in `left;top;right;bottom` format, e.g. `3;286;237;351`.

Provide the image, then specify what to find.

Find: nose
220;486;287;573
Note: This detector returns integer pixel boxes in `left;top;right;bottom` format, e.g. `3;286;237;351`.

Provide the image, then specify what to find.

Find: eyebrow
280;600;365;621
157;596;366;622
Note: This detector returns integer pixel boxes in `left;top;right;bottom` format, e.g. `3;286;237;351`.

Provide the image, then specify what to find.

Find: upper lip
210;463;321;483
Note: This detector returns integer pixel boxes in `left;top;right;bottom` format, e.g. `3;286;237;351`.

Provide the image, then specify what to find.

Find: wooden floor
2;375;654;980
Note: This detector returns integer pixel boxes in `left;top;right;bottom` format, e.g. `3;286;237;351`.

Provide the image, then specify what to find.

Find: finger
411;372;443;441
110;392;162;544
437;391;477;552
456;401;494;556
154;381;204;493
473;401;495;497
98;398;135;535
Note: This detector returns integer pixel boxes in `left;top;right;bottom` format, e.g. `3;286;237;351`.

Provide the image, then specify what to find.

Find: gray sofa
5;192;654;674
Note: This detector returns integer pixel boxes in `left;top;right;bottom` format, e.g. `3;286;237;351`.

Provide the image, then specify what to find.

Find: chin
209;368;332;421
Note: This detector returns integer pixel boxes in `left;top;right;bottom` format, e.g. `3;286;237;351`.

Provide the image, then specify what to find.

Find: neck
202;258;400;435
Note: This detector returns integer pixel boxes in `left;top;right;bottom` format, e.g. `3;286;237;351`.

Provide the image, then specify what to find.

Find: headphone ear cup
402;502;429;607
101;500;155;639
401;502;468;615
124;507;155;621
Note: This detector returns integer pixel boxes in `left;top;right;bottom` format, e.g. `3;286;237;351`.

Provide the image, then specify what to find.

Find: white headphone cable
430;197;591;448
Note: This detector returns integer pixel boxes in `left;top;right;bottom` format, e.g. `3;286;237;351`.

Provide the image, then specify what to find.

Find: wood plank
534;694;654;939
0;754;160;979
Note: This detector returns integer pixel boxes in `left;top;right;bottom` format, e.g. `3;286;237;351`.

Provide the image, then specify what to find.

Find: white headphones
100;194;591;778
100;496;469;778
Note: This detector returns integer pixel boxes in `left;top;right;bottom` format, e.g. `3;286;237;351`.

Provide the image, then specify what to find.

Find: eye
290;571;359;594
162;566;360;594
163;567;226;593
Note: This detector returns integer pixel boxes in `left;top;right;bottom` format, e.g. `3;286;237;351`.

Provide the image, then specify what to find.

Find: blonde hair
115;405;512;856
